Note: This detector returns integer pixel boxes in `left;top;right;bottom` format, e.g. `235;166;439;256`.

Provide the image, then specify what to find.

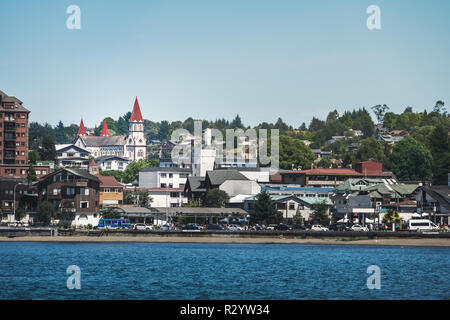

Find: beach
1;235;450;246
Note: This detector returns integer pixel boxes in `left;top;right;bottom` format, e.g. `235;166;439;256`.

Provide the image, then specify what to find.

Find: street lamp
13;182;27;222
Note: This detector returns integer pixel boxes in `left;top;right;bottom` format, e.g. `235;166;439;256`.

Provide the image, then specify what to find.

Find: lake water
0;242;449;300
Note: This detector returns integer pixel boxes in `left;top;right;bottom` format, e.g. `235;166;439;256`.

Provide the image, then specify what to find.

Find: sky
0;0;449;128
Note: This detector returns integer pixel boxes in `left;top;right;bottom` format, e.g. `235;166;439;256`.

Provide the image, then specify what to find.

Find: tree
36;201;55;225
428;124;450;185
15;207;26;222
122;159;158;183
279;135;315;170
158;120;170;141
311;201;330;226
28;150;40;164
231;115;244;129
38;135;57;162
124;188;151;207
355;137;388;164
26;164;38;183
372;104;390;125
391;137;433;181
204;188;229;208
382;209;401;229
250;190;282;224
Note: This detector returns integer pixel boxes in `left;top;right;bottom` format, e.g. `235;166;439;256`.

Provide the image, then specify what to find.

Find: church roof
129;97;144;122
81;135;127;147
78;119;87;136
101;119;110;136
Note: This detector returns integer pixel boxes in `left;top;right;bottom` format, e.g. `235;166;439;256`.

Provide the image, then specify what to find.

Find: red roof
280;168;393;176
100;119;110;136
129;97;144;122
89;159;98;167
78;119;87;136
96;175;123;188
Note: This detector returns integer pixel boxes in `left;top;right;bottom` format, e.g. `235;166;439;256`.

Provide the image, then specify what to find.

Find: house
96;175;124;207
0;178;37;223
311;149;333;159
279;161;396;187
327;136;346;145
243;194;332;221
139;167;191;189
36;168;101;227
55;144;91;168
95;155;130;172
377;135;404;145
126;187;188;208
416;185;450;225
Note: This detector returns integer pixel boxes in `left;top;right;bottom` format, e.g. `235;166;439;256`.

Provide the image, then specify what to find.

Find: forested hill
28;101;449;184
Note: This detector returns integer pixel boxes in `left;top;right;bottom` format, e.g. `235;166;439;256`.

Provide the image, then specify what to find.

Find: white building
95;155;130;172
139;167;191;189
55;144;91;168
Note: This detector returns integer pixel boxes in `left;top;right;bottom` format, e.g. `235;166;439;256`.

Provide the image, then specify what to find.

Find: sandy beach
1;235;450;246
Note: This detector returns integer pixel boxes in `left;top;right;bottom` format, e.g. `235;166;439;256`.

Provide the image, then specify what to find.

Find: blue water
0;242;449;300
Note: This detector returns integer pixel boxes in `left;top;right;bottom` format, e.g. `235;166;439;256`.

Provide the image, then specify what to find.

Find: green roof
245;194;332;206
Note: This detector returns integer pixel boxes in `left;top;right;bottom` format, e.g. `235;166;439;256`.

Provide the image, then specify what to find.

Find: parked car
350;224;369;232
292;224;307;230
183;223;203;231
133;223;153;230
206;224;225;230
251;224;264;230
275;223;293;231
160;224;175;231
266;224;278;230
227;224;244;231
329;223;349;231
310;225;329;231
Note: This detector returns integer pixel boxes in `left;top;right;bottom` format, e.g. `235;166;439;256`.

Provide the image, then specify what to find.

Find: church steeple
129;97;144;123
78;118;87;136
100;119;110;136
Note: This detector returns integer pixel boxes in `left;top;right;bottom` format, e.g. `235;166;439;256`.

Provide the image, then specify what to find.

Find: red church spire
78;118;87;136
100;119;110;136
129;97;144;122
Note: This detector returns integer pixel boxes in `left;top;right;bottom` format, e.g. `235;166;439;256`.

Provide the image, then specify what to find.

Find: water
0;242;449;300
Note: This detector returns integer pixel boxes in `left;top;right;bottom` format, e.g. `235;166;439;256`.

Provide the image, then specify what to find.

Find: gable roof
101;119;110;136
37;167;101;185
206;169;249;186
80;135;127;147
421;186;450;211
96;175;123;188
55;144;90;154
185;176;206;193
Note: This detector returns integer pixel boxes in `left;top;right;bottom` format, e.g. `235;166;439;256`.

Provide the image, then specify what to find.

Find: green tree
15;207;26;222
428;124;450;184
123;159;158;183
26;164;38;183
39;135;57;162
204;188;230;208
382;209;401;229
36;201;55;225
250;190;281;224
372;104;390;125
391;137;433;181
279;135;315;170
158;120;170;141
124;188;152;207
28;150;40;164
311;201;330;226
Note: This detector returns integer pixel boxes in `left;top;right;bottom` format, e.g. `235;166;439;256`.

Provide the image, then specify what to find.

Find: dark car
292;224;307;230
275;224;293;231
182;223;203;230
206;224;225;230
329;223;349;231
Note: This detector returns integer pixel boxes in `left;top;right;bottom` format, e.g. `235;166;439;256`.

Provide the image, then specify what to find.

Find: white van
407;219;439;232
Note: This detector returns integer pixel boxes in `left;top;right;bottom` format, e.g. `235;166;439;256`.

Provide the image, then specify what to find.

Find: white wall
219;180;261;198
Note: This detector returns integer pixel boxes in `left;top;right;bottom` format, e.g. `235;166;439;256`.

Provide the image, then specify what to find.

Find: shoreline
1;236;450;247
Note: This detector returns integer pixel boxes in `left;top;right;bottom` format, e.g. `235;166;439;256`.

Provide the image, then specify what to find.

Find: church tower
126;97;147;161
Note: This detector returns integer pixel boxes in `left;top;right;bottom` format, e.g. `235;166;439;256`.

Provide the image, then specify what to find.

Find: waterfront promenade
1;235;450;246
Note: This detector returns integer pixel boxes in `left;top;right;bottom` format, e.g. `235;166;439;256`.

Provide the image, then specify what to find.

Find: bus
97;219;131;230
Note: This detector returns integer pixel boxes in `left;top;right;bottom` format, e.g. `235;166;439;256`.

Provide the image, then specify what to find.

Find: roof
100;119;110;136
55;143;90;153
89;159;98;167
363;183;419;198
129;97;144;122
420;186;450;211
124;187;184;192
95;155;129;162
186;176;206;192
78;119;87;136
80;135;127;147
244;194;333;206
262;186;334;192
335;178;391;192
0;90;29;112
151;207;248;215
206;169;249;186
96;175;123;188
280;168;393;177
37;168;100;184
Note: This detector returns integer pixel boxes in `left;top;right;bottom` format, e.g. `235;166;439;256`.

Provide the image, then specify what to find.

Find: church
73;97;147;162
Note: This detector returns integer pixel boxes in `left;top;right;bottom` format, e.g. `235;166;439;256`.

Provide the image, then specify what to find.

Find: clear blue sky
1;0;449;128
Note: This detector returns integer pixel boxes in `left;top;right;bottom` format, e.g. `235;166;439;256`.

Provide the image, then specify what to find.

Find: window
289;203;295;210
80;201;89;209
53;188;61;195
66;188;75;196
80;188;89;195
115;188;122;193
104;188;110;193
160;183;167;188
169;173;173;178
161;173;167;178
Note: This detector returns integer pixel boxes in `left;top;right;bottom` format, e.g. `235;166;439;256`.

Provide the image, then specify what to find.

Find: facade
95;155;130;172
36;168;101;227
416;186;450;225
126;187;188;208
139;167;191;189
0;178;37;223
279;161;396;187
0;164;50;179
74;98;147;162
56;144;91;168
96;175;124;207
